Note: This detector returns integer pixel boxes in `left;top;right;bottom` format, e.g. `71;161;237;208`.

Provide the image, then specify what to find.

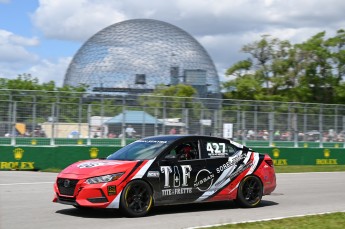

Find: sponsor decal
160;165;193;196
162;188;192;196
214;162;252;187
77;161;122;168
0;161;35;170
229;140;244;149
272;148;288;166
89;147;99;158
107;185;117;196
316;149;338;165
216;153;246;173
1;148;35;170
14;148;24;160
194;169;214;192
137;140;167;144
147;171;160;178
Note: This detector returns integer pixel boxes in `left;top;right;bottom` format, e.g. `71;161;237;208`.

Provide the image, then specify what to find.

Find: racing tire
120;180;153;217
235;175;263;208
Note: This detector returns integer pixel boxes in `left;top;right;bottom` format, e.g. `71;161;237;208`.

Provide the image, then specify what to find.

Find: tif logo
160;165;192;188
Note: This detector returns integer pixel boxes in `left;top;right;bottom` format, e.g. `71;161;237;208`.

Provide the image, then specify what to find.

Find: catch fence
1;89;345;148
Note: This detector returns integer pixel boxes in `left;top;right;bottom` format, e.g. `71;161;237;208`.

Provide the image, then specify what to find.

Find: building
63;19;220;99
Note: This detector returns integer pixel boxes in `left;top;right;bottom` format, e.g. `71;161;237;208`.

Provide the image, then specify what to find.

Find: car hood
59;159;141;178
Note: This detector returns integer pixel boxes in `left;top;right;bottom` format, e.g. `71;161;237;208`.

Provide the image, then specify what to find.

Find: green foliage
224;30;345;104
139;84;198;118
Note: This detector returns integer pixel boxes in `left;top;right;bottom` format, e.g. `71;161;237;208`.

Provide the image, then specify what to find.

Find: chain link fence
1;89;345;148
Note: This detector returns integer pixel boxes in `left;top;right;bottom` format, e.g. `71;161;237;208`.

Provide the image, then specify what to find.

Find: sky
1;0;345;87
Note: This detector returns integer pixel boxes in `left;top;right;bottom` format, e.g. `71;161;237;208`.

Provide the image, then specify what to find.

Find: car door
156;139;207;204
197;137;244;201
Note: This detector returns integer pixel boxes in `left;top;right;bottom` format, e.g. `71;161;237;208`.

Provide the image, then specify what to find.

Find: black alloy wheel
235;175;263;208
120;180;153;217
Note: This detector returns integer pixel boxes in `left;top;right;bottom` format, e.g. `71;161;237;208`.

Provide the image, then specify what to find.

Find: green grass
205;212;345;229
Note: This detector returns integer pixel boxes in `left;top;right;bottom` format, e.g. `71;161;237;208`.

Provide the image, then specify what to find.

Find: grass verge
205;212;345;229
274;165;345;173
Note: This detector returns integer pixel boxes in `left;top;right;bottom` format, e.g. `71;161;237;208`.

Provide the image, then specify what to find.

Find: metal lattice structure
64;19;220;97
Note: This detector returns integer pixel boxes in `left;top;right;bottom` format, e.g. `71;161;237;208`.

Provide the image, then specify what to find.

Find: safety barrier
0;146;344;170
0;146;121;171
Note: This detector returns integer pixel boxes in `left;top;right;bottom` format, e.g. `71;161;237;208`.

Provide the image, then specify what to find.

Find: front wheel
120;180;153;217
235;175;263;208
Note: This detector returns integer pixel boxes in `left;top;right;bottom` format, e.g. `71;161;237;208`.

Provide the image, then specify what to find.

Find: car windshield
106;139;169;160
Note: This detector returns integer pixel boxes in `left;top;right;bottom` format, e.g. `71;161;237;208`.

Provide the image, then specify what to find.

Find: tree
139;84;198;119
223;31;345;104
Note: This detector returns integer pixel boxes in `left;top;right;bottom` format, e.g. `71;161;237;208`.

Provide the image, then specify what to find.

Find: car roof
140;135;232;142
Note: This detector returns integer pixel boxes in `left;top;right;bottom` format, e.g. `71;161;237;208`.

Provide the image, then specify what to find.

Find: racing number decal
207;142;226;157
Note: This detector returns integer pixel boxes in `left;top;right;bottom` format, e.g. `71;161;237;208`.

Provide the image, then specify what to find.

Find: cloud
24;0;345;85
0;29;39;63
0;57;71;87
0;29;68;86
28;57;71;86
32;0;127;41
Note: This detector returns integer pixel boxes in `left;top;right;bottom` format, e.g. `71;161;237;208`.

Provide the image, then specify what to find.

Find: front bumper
53;177;122;208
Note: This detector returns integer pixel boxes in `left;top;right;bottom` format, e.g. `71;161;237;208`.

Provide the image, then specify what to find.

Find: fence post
254;104;258;140
319;105;323;148
87;104;91;146
200;109;205;135
269;112;274;147
236;103;241;141
50;103;55;146
154;107;158;136
343;115;345;148
162;97;167;134
241;110;246;145
293;113;298;147
121;95;126;146
32;95;37;133
142;105;146;138
78;96;82;139
10;102;16;146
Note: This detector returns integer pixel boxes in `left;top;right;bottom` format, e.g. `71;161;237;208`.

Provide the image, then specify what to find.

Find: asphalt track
1;171;345;229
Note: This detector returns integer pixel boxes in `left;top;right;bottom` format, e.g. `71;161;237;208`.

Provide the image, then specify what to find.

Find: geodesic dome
64;19;220;96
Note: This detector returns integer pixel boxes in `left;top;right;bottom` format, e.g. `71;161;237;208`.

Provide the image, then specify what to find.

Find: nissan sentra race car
53;135;276;217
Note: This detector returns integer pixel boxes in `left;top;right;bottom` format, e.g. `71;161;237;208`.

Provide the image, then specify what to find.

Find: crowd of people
237;129;345;142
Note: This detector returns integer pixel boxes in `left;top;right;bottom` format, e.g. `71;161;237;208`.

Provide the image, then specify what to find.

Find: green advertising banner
1;146;345;170
0;146;121;171
253;147;345;166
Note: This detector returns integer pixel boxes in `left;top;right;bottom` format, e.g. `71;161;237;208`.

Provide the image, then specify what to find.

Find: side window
169;141;199;161
203;140;236;158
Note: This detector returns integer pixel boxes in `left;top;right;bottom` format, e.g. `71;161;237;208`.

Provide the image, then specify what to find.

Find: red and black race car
53;135;276;217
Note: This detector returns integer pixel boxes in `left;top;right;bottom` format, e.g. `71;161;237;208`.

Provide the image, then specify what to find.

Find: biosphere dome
64;19;220;97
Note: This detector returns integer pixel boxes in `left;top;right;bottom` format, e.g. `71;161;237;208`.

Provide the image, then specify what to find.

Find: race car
53;135;276;217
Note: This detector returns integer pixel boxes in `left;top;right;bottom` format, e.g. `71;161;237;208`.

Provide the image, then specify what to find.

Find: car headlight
85;172;124;184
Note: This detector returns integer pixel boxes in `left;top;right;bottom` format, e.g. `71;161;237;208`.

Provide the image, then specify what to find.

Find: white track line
0;182;54;186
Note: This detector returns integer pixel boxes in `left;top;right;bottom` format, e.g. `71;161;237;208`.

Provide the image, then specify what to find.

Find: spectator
169;127;176;135
125;125;136;138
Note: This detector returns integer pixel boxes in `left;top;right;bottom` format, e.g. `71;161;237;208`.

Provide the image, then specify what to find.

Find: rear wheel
120;180;153;217
235;175;263;208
